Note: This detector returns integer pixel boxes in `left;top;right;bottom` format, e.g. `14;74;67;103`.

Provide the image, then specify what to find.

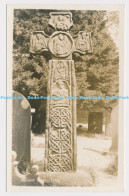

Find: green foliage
13;9;119;133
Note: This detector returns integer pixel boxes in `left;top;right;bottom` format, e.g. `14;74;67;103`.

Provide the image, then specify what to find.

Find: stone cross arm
30;30;93;56
30;31;50;54
73;31;93;54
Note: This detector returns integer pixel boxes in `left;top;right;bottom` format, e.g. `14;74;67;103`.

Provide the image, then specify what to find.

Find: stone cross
30;12;92;172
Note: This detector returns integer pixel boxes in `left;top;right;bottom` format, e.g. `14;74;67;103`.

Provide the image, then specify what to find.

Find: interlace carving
30;12;92;172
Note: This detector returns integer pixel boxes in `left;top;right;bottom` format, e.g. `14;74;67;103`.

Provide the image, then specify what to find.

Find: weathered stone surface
45;60;76;172
12;91;31;161
73;31;93;54
30;30;92;57
48;32;74;58
30;31;49;54
30;11;92;172
49;12;73;31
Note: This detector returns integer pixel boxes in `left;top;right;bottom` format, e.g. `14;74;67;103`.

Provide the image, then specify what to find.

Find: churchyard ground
31;133;118;187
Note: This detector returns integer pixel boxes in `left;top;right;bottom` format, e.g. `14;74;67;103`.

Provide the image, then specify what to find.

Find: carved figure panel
74;31;93;54
30;31;49;53
48;32;74;57
49;12;73;31
51;80;69;105
53;61;69;82
51;60;70;105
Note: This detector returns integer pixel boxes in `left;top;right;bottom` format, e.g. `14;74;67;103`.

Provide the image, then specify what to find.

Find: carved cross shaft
30;12;92;172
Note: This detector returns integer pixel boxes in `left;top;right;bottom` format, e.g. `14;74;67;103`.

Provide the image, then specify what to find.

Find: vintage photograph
7;4;124;191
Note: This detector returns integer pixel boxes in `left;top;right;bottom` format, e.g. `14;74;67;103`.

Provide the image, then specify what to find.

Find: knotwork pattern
47;129;72;172
50;107;70;128
45;60;75;172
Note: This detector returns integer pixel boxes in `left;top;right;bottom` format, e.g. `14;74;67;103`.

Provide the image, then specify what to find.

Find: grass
13;132;118;187
38;166;98;187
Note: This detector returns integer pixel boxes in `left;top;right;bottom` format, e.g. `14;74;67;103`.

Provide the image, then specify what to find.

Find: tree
13;10;119;133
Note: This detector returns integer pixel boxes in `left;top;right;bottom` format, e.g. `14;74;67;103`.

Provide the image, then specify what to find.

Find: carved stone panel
53;61;69;81
30;31;49;53
49;12;73;31
50;106;70;128
48;32;74;58
45;60;76;172
74;31;93;54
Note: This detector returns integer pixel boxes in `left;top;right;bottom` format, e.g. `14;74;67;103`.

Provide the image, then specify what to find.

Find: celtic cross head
30;12;93;58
